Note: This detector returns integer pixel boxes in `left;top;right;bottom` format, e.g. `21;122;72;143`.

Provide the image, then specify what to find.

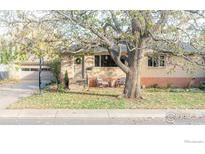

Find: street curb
0;109;205;119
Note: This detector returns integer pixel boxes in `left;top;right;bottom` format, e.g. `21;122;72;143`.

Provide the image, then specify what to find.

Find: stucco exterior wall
141;56;205;78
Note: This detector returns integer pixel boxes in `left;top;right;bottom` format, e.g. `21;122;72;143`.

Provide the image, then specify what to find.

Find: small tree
64;70;69;89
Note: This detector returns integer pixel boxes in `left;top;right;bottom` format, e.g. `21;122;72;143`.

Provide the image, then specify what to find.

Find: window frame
94;55;120;67
147;55;166;68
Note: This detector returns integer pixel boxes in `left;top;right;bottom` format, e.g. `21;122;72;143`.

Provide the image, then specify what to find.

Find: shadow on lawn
50;90;119;98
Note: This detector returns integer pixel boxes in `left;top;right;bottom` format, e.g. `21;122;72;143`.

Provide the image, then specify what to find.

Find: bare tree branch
107;47;130;73
109;11;122;33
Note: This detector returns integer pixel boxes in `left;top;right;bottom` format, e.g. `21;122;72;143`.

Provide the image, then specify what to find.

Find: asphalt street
1;117;205;125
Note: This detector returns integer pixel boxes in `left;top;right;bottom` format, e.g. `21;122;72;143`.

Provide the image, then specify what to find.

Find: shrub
149;83;159;88
64;70;69;89
166;83;172;88
200;80;205;90
48;59;61;85
58;83;65;92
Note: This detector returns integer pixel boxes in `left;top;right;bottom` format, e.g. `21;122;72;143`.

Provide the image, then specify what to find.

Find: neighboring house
0;57;54;81
20;62;53;81
60;44;205;88
19;57;54;81
0;64;19;80
0;64;10;80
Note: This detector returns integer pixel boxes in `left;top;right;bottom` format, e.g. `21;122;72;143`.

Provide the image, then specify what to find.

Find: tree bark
123;40;143;99
124;69;137;99
124;62;142;99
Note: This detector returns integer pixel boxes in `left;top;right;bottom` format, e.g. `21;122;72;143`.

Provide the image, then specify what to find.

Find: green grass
8;87;205;109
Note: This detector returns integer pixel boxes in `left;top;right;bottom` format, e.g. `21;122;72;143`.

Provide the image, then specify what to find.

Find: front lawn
0;79;19;85
8;87;205;109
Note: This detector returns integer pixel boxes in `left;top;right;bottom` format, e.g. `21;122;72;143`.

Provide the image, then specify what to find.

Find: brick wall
60;54;74;81
141;77;205;88
88;77;205;88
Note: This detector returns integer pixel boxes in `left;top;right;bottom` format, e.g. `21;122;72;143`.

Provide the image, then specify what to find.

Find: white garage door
20;67;54;81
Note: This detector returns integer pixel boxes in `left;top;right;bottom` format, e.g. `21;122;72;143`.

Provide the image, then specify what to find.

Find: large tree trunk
124;70;137;99
124;64;141;99
124;43;143;99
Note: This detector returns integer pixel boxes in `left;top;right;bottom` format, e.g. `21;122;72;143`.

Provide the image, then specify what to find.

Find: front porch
60;53;126;87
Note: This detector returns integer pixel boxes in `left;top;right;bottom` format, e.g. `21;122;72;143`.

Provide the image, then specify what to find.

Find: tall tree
1;10;204;99
0;11;71;61
51;10;194;99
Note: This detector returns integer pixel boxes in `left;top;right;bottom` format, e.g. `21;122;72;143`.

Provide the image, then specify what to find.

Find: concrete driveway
0;80;40;109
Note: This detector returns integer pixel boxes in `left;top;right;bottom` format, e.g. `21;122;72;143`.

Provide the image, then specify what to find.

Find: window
42;68;51;71
101;55;117;67
21;68;50;71
95;55;100;67
30;68;39;71
148;55;165;67
95;55;125;67
21;68;30;71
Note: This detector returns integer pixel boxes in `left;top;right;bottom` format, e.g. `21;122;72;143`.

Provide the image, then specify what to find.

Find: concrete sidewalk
0;109;205;118
0;109;205;124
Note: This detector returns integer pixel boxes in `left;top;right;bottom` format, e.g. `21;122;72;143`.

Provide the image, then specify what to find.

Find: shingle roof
60;42;205;55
